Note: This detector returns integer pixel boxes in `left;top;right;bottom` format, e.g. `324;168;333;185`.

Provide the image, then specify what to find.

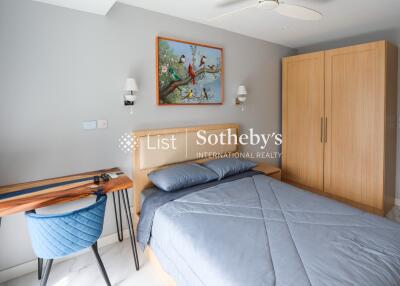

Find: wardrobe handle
320;117;324;143
324;117;328;143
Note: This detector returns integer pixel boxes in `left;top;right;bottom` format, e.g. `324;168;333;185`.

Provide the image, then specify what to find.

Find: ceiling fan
209;0;323;21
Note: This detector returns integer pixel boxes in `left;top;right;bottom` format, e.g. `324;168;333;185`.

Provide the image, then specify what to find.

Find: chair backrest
25;195;107;259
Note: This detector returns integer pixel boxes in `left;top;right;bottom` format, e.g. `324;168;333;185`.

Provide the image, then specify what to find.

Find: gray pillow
202;158;258;180
148;163;219;192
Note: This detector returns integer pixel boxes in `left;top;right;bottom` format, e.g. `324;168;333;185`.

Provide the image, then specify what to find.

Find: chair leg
40;259;53;286
121;189;140;271
38;258;43;280
91;242;111;286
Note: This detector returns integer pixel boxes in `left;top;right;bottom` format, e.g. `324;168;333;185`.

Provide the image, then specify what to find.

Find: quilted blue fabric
25;195;107;259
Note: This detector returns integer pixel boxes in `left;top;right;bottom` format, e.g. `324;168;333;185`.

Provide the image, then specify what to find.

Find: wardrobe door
324;41;386;209
282;52;325;191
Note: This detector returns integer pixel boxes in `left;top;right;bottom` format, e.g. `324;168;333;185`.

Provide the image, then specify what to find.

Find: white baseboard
0;229;131;284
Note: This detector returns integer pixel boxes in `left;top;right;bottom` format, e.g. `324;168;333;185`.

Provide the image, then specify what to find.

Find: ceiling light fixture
210;0;322;21
257;0;278;9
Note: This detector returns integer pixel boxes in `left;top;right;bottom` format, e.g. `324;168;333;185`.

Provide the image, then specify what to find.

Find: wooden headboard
132;123;240;214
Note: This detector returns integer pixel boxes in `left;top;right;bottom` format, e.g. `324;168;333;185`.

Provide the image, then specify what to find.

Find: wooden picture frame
156;36;224;105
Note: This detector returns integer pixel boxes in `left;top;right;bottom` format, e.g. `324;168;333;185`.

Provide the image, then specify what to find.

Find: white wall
297;29;400;204
0;0;293;274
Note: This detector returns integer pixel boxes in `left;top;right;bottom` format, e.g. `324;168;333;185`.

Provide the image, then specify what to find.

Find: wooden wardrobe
282;40;398;215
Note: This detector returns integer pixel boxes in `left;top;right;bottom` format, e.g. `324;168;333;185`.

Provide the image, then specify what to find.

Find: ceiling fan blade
276;4;322;21
216;0;254;8
208;4;257;21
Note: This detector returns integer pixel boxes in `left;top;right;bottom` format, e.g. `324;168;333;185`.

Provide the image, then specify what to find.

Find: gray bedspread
137;170;261;249
145;174;400;286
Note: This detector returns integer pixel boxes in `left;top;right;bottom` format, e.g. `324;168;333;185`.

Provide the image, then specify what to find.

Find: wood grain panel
282;52;325;191
253;163;281;180
0;168;132;216
384;42;398;213
0;168;120;195
324;41;386;209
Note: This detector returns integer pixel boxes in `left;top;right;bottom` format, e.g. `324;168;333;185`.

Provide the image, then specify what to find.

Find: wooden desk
0;167;139;272
0;168;132;216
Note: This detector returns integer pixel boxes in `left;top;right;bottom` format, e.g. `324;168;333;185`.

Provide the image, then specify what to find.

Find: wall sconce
235;85;247;111
124;78;139;114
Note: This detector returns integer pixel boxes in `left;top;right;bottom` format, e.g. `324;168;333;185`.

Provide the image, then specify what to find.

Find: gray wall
0;0;293;273
297;30;400;203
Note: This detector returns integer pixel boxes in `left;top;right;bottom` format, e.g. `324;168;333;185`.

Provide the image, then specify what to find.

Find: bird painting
168;67;181;81
200;56;207;68
182;89;193;100
188;64;196;84
157;37;223;105
202;88;209;100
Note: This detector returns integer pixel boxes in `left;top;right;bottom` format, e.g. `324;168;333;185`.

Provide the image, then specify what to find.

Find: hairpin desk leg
121;189;140;271
112;192;124;242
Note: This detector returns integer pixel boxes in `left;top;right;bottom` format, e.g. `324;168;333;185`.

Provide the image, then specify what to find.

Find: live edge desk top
0;168;133;216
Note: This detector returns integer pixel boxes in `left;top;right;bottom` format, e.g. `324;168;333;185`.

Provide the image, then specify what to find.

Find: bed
133;124;400;286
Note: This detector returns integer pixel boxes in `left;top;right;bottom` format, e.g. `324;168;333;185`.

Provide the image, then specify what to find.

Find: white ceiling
33;0;400;48
118;0;400;48
33;0;116;15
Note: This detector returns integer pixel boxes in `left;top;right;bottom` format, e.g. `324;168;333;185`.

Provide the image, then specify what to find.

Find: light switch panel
97;120;108;129
82;120;97;130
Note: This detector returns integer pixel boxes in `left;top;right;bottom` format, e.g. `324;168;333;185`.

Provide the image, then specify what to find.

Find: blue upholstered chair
25;195;111;286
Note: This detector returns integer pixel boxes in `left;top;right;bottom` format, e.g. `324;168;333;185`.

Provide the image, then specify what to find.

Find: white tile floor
3;207;400;286
1;239;165;286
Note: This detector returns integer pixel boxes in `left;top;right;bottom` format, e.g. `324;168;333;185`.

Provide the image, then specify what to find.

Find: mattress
142;174;400;286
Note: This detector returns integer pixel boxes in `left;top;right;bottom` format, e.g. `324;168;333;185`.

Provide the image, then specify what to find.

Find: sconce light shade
237;96;247;103
237;85;248;96
236;85;248;111
124;78;139;92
